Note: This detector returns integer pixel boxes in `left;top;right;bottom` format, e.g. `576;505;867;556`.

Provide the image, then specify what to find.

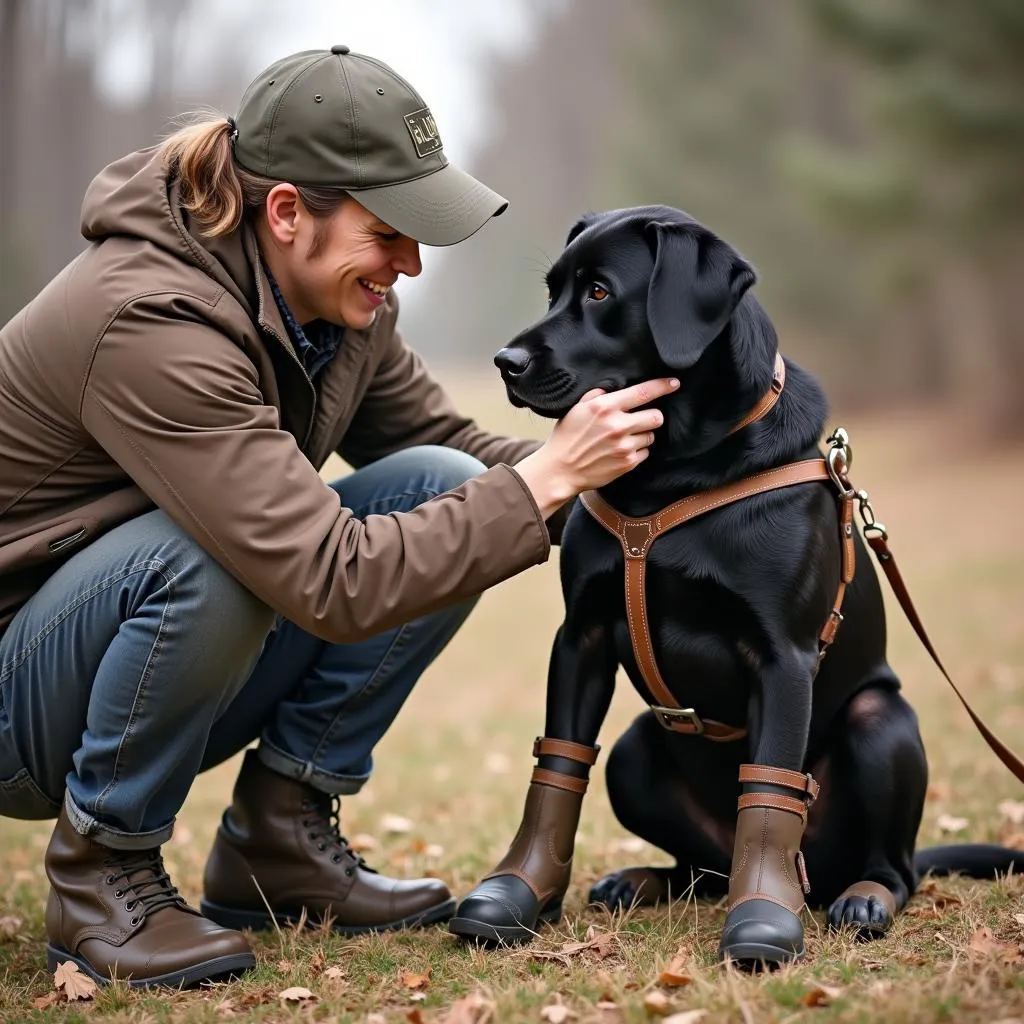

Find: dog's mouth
501;368;587;418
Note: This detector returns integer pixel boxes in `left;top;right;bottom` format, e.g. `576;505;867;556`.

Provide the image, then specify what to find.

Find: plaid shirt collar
263;262;344;380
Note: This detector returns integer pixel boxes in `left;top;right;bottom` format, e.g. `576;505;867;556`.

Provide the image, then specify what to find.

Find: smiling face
257;187;423;329
495;209;666;418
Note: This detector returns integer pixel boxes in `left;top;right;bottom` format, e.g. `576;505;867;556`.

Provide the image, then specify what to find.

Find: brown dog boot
449;737;599;945
718;764;818;967
200;751;454;933
45;805;254;988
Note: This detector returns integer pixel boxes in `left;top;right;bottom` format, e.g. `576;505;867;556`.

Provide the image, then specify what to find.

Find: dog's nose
494;347;532;376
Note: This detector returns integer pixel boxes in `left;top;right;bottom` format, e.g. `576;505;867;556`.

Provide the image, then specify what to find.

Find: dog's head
495;206;758;419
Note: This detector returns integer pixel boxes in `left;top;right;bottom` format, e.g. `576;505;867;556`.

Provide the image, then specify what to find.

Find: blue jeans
0;446;484;850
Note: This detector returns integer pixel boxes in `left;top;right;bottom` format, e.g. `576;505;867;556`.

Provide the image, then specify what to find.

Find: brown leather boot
718;764;818;967
449;737;598;945
200;750;454;933
44;805;254;988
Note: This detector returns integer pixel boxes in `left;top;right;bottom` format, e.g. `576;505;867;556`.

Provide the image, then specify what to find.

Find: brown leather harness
579;356;1024;785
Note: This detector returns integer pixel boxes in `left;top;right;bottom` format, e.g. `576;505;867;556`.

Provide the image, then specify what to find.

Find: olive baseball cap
232;46;508;246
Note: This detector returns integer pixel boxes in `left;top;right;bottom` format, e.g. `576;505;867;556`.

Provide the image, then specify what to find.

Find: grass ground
1;374;1023;1023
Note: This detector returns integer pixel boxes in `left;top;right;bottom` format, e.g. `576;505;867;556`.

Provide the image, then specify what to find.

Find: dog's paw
588;867;667;910
826;894;892;940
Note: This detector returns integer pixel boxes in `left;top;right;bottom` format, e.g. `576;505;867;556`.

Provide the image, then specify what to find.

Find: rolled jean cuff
256;740;370;796
64;792;175;851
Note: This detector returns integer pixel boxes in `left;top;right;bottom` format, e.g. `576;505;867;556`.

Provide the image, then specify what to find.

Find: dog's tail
914;844;1021;879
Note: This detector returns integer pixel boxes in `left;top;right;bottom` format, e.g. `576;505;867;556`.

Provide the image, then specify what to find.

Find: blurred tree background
2;0;1021;434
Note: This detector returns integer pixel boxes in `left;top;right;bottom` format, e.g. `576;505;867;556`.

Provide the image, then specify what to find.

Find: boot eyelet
113;889;124;899
125;900;136;912
344;867;354;877
130;916;140;926
331;854;342;863
317;843;326;852
105;874;116;885
307;832;318;841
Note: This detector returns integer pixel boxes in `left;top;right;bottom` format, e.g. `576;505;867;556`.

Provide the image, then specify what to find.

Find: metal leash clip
825;426;856;497
856;489;888;541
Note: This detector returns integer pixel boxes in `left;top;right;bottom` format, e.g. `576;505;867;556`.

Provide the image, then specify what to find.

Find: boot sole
721;941;805;969
198;896;456;935
448;900;563;946
47;944;255;990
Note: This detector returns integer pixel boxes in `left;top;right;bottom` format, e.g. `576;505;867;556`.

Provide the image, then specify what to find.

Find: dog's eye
587;283;609;302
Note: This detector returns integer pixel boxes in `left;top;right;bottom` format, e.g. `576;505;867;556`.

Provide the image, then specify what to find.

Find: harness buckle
651;705;705;734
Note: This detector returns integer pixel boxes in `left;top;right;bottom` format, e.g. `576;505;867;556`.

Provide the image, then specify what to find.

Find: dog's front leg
719;646;819;968
448;617;617;945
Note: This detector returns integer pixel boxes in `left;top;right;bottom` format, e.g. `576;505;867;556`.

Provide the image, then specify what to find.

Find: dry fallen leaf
936;814;969;834
643;990;673;1017
663;1013;708;1024
278;986;316;1003
276;959;294;973
406;1009;426;1024
380;813;414;834
801;984;843;1007
367;1015;387;1024
53;961;97;1001
215;998;237;1018
324;965;345;981
968;926;1022;963
32;993;60;1010
425;843;445;859
999;800;1024;825
919;879;962;908
1015;913;1024;931
0;916;22;942
657;951;693;988
400;967;432;990
540;1005;574;1024
442;992;495;1024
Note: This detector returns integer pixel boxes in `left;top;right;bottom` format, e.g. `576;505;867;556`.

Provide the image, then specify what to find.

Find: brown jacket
0;149;552;641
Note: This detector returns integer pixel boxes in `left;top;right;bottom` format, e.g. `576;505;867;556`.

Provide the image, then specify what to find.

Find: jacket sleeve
80;294;551;643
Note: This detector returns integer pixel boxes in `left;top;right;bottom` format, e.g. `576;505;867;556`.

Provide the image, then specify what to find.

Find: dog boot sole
721;941;805;969
47;944;255;989
448;900;562;946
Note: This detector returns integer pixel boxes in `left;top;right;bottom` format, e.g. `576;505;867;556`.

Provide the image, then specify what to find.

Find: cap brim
347;163;508;247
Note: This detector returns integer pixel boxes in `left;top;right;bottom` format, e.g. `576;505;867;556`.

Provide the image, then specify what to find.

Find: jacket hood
80;147;257;311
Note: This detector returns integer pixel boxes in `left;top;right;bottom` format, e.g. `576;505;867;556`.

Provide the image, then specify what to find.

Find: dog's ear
565;212;600;247
646;221;756;371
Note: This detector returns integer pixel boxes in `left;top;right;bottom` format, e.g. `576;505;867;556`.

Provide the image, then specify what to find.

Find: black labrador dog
449;205;1020;964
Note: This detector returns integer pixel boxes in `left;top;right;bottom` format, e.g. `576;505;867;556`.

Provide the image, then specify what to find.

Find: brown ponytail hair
160;112;348;240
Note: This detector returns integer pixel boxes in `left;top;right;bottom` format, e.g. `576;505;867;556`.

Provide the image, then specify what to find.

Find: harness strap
727;352;786;436
579;459;837;741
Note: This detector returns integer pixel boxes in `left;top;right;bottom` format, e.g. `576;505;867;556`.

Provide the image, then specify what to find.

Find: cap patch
404;107;442;158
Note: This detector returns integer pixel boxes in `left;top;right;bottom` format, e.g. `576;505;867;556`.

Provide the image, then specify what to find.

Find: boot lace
299;794;376;877
103;849;185;926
